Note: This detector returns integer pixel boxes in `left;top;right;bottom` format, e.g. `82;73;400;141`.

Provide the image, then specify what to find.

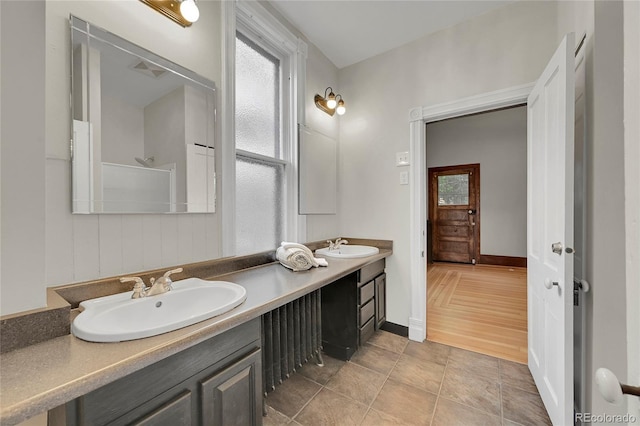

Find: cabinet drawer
359;299;375;326
360;317;375;345
359;259;385;284
359;280;375;304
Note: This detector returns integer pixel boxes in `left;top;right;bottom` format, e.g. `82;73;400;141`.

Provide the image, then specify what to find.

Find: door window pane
438;174;469;205
235;33;280;158
235;156;284;255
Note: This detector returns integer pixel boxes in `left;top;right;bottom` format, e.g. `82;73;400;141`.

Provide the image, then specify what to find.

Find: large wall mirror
71;16;216;214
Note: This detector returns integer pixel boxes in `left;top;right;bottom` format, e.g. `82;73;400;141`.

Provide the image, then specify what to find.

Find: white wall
338;0;558;326
101;94;144;165
0;0;341;316
0;1;222;315
304;42;341;241
557;0;629;417
0;0;47;314
624;1;640;420
426;106;527;258
144;87;187;204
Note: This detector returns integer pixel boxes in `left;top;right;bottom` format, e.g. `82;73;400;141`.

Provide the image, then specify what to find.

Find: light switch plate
396;151;409;167
400;171;409;185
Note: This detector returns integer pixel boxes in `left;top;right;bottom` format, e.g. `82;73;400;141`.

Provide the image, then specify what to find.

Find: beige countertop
0;249;391;426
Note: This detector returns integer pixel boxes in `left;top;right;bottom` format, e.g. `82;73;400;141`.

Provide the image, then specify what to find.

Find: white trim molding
407;83;533;342
220;0;236;257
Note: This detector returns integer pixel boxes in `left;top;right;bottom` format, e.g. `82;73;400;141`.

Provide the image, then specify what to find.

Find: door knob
595;368;640;405
544;278;559;289
551;242;563;255
468;209;476;215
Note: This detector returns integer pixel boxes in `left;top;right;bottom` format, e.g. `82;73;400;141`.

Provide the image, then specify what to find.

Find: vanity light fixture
314;87;346;117
139;0;200;27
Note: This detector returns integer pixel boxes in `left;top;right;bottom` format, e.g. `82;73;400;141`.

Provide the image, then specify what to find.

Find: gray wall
426;106;527;258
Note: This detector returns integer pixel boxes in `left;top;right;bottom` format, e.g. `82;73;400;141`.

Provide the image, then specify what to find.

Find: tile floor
264;330;551;426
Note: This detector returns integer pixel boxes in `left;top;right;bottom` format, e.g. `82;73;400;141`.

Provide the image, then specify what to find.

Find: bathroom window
235;32;285;255
225;1;306;256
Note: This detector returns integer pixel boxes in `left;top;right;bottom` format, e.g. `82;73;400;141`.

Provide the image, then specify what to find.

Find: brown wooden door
428;164;480;264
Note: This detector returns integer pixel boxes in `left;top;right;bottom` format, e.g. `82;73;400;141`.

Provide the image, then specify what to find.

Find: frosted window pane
235;33;280;158
438;174;469;205
236;156;284;255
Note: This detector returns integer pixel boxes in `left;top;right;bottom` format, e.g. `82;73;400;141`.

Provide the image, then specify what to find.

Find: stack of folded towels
276;242;328;272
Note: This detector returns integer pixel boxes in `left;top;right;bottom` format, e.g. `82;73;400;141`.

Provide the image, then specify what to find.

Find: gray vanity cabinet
52;319;262;426
321;259;386;360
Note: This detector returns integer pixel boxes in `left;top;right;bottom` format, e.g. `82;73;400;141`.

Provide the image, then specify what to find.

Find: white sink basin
72;278;247;342
315;245;380;259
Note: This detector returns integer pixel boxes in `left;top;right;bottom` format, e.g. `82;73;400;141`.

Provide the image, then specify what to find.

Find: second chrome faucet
120;268;183;299
326;237;349;251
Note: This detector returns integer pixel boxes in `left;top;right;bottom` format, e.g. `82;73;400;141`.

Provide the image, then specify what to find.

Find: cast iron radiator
261;289;324;395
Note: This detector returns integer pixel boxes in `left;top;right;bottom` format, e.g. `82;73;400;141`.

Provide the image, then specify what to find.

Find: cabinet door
200;348;262;426
375;273;386;329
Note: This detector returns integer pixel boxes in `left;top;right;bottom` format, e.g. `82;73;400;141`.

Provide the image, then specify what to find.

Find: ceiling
270;0;517;69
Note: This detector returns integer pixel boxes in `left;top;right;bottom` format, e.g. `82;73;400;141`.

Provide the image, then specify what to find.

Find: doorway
424;106;528;363
428;163;480;264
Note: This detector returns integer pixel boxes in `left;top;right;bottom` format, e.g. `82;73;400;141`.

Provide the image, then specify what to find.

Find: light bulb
180;0;200;23
336;100;346;115
326;92;337;109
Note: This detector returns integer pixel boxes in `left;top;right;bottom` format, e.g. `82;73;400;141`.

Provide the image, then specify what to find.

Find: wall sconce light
140;0;200;27
315;87;346;116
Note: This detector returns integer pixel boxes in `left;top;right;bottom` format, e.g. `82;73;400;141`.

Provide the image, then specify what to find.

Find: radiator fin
262;290;322;394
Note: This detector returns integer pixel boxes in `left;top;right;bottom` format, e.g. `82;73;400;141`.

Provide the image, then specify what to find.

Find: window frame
221;0;307;256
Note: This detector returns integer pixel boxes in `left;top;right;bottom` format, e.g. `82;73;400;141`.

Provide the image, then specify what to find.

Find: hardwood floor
427;262;528;364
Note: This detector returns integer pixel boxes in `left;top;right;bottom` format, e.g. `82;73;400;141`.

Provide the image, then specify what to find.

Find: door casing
407;83;533;342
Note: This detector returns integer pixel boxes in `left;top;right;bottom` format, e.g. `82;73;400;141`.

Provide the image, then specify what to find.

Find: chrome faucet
326;237;349;251
147;268;183;296
120;268;183;299
120;276;147;299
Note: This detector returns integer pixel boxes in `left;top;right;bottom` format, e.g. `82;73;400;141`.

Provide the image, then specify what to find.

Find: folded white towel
276;242;328;271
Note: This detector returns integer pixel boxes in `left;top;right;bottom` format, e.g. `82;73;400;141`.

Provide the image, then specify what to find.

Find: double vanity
0;239;391;426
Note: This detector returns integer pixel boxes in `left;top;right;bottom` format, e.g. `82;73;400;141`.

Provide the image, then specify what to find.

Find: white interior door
527;32;575;425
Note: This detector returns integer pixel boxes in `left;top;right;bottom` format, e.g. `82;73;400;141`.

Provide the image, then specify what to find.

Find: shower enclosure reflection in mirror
70;16;216;214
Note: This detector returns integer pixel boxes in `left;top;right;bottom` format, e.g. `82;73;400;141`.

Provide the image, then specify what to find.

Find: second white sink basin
72;278;247;342
315;245;380;259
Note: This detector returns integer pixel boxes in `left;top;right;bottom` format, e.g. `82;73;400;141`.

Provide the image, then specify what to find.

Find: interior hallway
264;330;550;425
427;263;528;364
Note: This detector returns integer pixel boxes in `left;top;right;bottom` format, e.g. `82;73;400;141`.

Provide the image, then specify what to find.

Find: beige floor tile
265;374;322;418
263;405;291;426
388;354;445;394
350;343;400;375
325;361;387;405
431;397;502;426
447;347;500;380
297;353;345;385
361;408;413;425
502;384;552;426
500;359;537;393
403;340;451;365
440;365;501;416
371;379;437;425
368;330;409;354
295;388;368;426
